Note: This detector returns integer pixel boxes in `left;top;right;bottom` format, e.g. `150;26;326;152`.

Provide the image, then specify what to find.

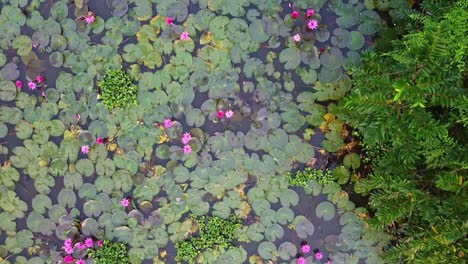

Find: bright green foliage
285;167;333;186
99;67;138;109
88;240;129;264
338;1;468;263
175;214;242;262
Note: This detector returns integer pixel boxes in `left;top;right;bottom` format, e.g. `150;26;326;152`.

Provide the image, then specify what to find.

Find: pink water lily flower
97;240;103;247
307;9;315;17
36;75;43;83
28;81;36;90
76;242;87;250
183;144;192;154
15;80;23;89
291;10;299;19
216;110;224;119
301;244;311;254
180;31;189;41
315;251;323;260
327;258;333;264
76;259;86;264
63;245;73;254
166;17;174;25
121;198;130;207
297;256;306;264
85;237;94;248
163;118;173;128
293;34;301;42
63;238;72;247
81;145;89;154
84;14;95;24
63;256;74;263
308;19;318;30
225;110;234;119
181;132;192;145
96;137;104;144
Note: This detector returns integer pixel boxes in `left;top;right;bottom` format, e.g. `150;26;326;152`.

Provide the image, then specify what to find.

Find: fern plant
338;0;468;262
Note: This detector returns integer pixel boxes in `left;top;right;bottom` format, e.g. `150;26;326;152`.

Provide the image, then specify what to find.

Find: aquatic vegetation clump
175;214;242;262
99;67;138;109
286;167;333;186
88;240;129;264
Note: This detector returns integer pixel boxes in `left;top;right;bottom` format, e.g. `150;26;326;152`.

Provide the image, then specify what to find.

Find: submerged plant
99;67;138;109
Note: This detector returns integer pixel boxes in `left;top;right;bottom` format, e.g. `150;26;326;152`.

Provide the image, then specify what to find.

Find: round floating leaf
109;0;129;17
186;108;205;127
76;159;94;177
295;219;314;238
49;51;63;67
26;212;45;233
343;153;361;170
12;35;32;56
316;201;336;221
279;48;301;70
81;218;99;236
332;166;351;185
0;81;17;101
32;194;52;214
167;2;188;22
320;48;344;70
78;130;95;146
58;189;76;208
276;207;294;225
1;63;20;80
279;189;299;207
358;10;381;35
84;200;102;218
331;28;350;48
78;183;97;200
315;28;330;42
258;241;276;260
265;224;284;242
249;19;269;43
278;242;297;260
348;31;365;50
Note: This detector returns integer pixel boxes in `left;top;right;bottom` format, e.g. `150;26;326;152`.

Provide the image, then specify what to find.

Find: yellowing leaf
158;133;168;144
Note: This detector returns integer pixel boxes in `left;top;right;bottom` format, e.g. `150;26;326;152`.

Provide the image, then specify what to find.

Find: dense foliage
285;167;333;186
338;0;468;262
99;67;138;109
88;240;129;264
175;215;242;262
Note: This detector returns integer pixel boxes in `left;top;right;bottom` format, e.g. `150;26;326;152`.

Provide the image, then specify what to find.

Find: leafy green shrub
88;240;129;264
175;214;242;262
337;1;468;262
286;167;334;186
99;67;138;109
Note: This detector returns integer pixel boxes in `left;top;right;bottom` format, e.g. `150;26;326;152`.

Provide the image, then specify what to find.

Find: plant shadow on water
0;0;390;263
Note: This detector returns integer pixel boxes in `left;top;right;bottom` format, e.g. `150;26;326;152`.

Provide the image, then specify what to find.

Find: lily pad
279;47;301;70
0;81;17;101
278;241;297;260
295;218;314;238
316;201;336;221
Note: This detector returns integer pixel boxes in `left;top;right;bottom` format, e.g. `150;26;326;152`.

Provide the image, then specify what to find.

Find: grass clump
286;167;334;186
88;240;129;264
99;67;138;109
175;214;242;262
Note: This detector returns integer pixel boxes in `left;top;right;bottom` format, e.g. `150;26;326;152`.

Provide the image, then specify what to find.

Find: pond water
0;0;389;264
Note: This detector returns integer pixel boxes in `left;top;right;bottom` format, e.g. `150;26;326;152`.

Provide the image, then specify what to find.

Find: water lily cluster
166;16;190;41
80;137;105;155
61;237;102;263
15;75;44;91
290;8;320;43
296;242;331;264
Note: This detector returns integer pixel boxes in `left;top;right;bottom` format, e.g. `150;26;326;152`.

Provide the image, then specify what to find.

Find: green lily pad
295;219;314;238
12;35;32;56
279;47;301;70
57;189;76;208
278;241;297;260
316;201;336;221
84;200;102;217
348;31;365;50
343;153;361;170
258;241;276;260
0;81;17;101
81;217;99;236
